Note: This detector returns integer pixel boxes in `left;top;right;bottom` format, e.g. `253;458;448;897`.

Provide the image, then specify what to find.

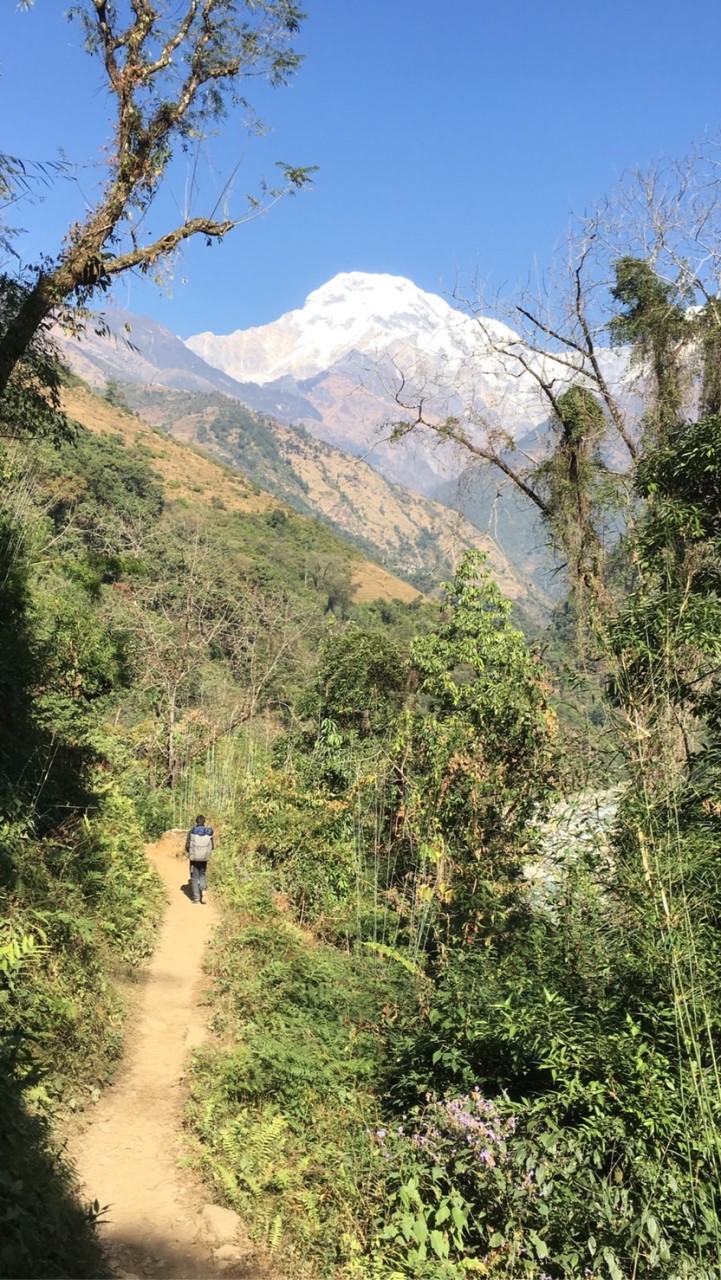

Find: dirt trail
70;832;264;1280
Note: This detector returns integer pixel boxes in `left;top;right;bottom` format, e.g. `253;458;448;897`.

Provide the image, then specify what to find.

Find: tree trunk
0;274;57;396
165;686;178;790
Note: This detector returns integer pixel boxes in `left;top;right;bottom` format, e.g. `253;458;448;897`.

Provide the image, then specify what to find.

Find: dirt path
70;832;263;1280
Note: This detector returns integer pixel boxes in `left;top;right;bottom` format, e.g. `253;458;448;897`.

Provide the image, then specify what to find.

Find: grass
186;840;414;1277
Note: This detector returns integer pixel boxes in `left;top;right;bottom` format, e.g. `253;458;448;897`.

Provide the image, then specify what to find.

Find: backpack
188;826;213;861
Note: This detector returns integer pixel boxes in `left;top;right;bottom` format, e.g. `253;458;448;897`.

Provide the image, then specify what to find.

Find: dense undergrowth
0;789;162;1279
0;428;170;1275
185;544;721;1279
189;850;412;1272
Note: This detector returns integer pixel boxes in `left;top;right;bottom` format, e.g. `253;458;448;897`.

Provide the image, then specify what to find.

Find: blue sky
2;0;721;338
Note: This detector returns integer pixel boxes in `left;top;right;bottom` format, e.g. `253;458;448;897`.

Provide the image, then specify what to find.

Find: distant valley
55;272;584;620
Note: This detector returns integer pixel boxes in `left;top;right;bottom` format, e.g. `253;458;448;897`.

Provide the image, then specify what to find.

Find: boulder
199;1203;242;1246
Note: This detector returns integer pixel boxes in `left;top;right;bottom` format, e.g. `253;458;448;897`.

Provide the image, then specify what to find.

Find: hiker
185;814;214;904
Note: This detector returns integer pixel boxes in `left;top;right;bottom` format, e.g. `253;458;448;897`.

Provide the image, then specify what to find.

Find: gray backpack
188;830;213;861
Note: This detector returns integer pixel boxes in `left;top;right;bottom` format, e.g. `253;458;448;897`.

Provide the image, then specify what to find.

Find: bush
0;933;109;1279
187;848;414;1275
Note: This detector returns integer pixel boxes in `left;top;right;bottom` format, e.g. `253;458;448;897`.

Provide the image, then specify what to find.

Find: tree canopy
0;0;313;398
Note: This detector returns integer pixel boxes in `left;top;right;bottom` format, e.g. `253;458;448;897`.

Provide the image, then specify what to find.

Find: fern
362;940;426;979
212;1159;241;1203
268;1212;283;1253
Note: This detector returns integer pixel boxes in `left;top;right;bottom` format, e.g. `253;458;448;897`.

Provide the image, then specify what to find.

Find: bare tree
0;0;312;396
125;533;235;786
391;139;721;591
123;531;320;786
223;583;320;723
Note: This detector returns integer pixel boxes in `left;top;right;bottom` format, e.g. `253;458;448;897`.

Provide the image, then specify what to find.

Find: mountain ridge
53;272;576;616
186;271;516;387
120;383;551;621
58;381;424;609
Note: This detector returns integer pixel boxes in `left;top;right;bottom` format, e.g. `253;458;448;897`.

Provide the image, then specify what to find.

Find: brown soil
69;832;266;1280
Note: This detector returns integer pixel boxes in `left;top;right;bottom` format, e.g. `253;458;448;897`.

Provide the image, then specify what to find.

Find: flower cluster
412;1088;515;1167
371;1088;515;1172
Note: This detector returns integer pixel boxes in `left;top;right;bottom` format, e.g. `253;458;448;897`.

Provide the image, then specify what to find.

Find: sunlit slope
60;383;421;606
120;385;550;621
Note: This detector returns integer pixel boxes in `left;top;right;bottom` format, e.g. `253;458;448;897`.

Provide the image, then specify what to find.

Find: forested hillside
64;376;549;615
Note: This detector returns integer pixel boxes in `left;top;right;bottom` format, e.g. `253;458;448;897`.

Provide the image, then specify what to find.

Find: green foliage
241;766;356;920
535;385;621;591
609;256;688;350
1;786;162;1094
0;933;110;1278
0;780;163;1275
635;412;721;552
188;850;411;1274
0;276;72;444
539;597;619;788
388;552;556;950
0;409;173;1275
103;378;131;412
376;866;721;1275
0;505;38;820
363;1077;719;1278
698;299;721;418
606;411;721;749
34;426;165;574
305;553;355;617
349;595;436;643
0;512;126;836
297;626;408;735
609;256;689;439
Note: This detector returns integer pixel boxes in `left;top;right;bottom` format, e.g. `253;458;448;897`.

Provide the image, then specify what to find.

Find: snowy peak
185;271;514;386
301;271;458;334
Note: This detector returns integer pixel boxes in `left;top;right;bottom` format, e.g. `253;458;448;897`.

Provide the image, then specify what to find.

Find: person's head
195;813;205;826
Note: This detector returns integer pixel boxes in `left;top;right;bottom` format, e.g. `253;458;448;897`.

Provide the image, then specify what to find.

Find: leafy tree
535;384;620;600
387;551;556;954
297;626;408;736
305;553;354;617
608;255;689;439
0;0;313;396
0;277;70;443
0;508;38;822
103;379;131;413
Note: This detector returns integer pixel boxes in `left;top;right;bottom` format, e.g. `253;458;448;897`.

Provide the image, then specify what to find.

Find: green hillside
117;382;549;619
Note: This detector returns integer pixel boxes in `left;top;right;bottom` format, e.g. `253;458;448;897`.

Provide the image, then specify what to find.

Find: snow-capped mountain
187;271;515;386
185;271;630;485
184;271;565;495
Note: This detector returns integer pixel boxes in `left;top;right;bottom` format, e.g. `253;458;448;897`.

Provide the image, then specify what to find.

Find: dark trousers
189;860;208;902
